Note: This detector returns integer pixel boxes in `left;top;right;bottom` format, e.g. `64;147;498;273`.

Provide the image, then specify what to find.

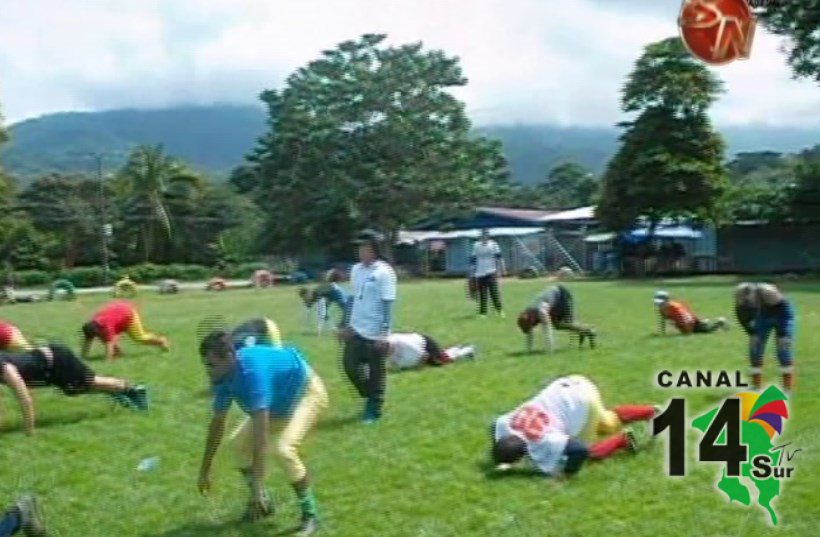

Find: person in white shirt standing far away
338;229;397;424
470;229;506;318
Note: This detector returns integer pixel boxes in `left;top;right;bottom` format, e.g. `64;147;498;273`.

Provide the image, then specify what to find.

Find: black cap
354;229;384;259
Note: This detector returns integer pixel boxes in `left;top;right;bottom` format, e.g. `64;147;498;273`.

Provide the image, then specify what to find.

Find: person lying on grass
490;375;656;478
0;344;148;435
81;300;169;361
385;332;475;371
197;331;327;536
516;285;596;353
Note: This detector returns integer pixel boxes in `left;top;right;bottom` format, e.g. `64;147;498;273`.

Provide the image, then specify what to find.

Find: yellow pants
2;327;33;352
125;311;159;343
236;371;328;482
264;318;283;347
570;375;622;443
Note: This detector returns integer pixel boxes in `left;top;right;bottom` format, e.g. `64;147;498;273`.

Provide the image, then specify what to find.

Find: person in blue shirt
197;330;328;536
298;269;351;329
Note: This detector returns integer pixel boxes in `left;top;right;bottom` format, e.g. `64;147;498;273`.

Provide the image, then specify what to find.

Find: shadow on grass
506;350;540;358
0;409;111;433
315;415;359;432
476;460;543;481
149;517;297;537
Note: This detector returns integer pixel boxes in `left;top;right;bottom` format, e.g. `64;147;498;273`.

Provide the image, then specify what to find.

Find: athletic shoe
362;399;381;424
465;346;477;360
297;516;319;536
127;385;149;411
109;392;134;409
16;494;46;537
498;311;506;319
478;314;487;319
716;317;729;331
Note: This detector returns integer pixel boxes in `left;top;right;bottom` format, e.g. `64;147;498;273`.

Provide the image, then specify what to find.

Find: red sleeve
0;322;12;347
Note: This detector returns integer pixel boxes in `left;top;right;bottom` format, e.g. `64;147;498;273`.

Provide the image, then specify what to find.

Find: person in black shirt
0;344;148;435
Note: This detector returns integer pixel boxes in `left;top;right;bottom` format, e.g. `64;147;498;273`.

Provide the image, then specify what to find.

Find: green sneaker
127;385;149;411
297;515;319;536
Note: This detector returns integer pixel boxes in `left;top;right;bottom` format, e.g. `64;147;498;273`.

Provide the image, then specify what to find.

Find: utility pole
90;153;111;285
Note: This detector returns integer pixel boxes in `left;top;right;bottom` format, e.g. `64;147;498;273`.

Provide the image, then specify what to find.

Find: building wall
717;223;820;273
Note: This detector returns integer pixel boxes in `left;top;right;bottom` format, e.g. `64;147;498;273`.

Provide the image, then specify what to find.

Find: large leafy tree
537;162;598;209
248;33;509;256
597;37;728;231
758;1;820;82
790;146;820;221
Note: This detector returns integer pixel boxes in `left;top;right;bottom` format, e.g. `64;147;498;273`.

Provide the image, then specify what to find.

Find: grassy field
0;277;818;537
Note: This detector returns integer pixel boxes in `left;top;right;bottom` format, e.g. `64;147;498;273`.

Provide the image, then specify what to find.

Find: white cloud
0;0;817;127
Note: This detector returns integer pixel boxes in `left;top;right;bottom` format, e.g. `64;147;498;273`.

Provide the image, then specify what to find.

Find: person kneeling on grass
0;344;148;435
297;270;350;329
81;300;169;361
386;332;475;371
0;321;33;352
654;290;727;336
490;375;656;478
516;285;596;353
0;494;46;537
197;332;328;536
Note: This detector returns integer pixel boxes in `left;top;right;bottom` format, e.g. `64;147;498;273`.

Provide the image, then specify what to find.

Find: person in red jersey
81;300;169;361
0;320;33;352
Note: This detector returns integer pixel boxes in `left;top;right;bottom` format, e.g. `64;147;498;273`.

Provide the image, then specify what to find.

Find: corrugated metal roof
538;206;596;222
477;207;558;222
398;227;544;244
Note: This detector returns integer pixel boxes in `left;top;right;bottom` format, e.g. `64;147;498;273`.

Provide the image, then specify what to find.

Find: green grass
0;278;818;536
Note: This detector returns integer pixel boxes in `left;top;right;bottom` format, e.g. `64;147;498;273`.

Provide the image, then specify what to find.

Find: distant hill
2;105;819;185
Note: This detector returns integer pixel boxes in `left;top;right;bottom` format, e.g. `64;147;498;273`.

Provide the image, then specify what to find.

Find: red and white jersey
494;375;595;475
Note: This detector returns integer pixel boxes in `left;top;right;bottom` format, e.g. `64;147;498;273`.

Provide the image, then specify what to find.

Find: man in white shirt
385;332;475;370
490;375;656;477
339;230;397;423
470;229;505;318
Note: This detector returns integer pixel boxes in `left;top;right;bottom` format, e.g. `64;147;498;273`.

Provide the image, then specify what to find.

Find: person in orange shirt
81;300;169;361
0;321;33;352
654;290;726;335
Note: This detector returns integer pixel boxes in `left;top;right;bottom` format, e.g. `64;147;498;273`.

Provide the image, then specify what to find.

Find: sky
0;0;817;127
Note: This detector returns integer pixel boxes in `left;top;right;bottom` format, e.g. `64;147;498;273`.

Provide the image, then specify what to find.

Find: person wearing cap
470;229;505;318
0;321;33;352
734;282;795;391
516;285;596;353
0;344;148;435
80;300;169;361
338;230;397;423
654;290;726;336
197;332;327;536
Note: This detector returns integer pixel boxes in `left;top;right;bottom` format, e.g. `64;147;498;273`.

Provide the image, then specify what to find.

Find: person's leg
342;336;368;398
477;276;489;315
126;311;168;350
488;273;503;314
588;432;632;460
750;321;772;391
576;378;622;442
264;318;283;347
422;335;449;365
363;339;387;420
0;505;21;537
776;310;795;391
443;345;475;362
274;374;328;529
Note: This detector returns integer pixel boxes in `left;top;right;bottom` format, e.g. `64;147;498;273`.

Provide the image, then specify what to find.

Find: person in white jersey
490;375;656;477
385;332;475;371
338;230;397;424
470;229;505;318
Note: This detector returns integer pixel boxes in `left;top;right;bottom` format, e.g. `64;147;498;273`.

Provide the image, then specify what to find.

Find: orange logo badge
678;0;757;65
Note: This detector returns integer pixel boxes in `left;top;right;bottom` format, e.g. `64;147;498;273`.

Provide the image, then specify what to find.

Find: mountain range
2;104;819;185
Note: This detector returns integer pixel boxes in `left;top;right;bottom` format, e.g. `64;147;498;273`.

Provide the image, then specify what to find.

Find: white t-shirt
494;375;595;475
472;240;502;277
386;332;427;369
349;260;397;340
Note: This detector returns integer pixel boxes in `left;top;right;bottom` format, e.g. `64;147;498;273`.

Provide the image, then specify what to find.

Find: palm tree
118;144;202;262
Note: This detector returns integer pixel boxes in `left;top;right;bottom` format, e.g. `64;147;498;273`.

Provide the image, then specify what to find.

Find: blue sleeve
381;299;393;334
341;295;353;327
212;382;233;413
237;363;272;413
562;437;589;476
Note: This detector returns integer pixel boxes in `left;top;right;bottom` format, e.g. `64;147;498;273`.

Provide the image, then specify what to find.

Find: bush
126;263;210;282
222;262;270;279
9;270;51;287
57;266;118;288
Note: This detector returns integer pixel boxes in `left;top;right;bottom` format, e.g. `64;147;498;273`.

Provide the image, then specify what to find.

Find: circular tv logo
678;0;757;65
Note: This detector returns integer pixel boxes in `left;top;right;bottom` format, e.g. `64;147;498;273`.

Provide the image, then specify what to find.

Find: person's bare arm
104;340;118;361
2;363;35;435
539;305;554;353
198;411;227;494
246;409;271;519
658;310;667;336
